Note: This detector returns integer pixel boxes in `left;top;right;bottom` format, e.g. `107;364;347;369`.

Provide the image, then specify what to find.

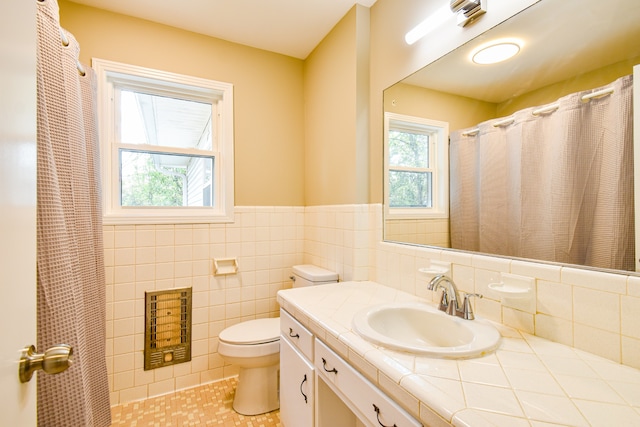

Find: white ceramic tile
536;280;572;320
113;300;135;319
621;336;640;370
523;333;579;358
503;367;565;395
496;335;531;354
174;227;193;246
573;287;620;333
402;375;466;422
573;323;621;363
553;374;626;403
496;349;545;371
510;260;562;283
472;254;511;273
113;371;134;391
119;385;148;404
459;360;510;387
502;307;534;333
414;357;461;381
462;382;524;416
515;390;587;425
114;265;135;284
113;335;135;356
155;228;175;246
561;266;627;294
535;313;573;347
419;404;452;427
364;349;414;383
454;409;531;427
114;228;135;248
539;354;598;378
628;275;640;297
573;399;640;427
621;295;640;339
378;372;421;416
582;356;640;384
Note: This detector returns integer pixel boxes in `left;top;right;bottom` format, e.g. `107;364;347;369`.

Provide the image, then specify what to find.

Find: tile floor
109;377;282;426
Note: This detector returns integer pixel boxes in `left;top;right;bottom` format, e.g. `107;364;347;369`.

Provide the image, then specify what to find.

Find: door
634;64;640;271
0;0;38;425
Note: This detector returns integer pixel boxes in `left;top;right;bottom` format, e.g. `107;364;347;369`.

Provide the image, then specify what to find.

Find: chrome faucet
428;275;482;320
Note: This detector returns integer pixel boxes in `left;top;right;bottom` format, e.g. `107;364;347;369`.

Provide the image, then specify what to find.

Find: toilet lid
219;318;280;345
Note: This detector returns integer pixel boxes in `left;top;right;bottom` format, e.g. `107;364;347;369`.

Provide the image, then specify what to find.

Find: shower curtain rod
460;83;617;137
59;28;86;76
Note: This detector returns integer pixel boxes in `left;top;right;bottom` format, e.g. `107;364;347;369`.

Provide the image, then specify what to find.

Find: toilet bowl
218;318;280;415
217;264;338;415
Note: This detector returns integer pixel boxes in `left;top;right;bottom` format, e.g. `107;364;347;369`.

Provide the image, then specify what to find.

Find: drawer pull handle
289;328;300;339
300;374;308;403
373;404;398;427
321;357;338;374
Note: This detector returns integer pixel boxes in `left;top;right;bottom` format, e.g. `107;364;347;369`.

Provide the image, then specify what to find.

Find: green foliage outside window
121;151;185;207
388;130;432;208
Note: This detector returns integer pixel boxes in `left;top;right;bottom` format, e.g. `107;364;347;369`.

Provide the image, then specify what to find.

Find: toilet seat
219;318;280;345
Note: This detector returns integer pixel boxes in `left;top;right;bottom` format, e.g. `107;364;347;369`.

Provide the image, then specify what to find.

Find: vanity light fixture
471;40;522;64
405;0;487;45
405;2;452;45
450;0;486;27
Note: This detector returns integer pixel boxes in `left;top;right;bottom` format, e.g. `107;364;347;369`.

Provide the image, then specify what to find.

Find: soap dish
418;260;451;277
488;282;530;299
418;266;449;275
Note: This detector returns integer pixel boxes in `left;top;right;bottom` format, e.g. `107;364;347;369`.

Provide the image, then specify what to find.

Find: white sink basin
352;302;501;358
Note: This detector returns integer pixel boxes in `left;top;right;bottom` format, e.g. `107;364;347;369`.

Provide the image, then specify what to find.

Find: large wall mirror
383;0;640;273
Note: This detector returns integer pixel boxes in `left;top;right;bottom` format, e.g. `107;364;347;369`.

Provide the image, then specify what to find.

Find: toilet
217;264;338;415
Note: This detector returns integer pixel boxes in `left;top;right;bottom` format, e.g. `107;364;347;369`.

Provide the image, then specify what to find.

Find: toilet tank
291;264;338;288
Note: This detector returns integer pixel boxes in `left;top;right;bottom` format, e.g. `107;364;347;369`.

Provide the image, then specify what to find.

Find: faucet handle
437;289;449;312
461;293;483;320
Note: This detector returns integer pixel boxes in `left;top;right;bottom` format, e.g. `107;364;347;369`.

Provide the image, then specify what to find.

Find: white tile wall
105;206;304;405
105;203;640;405
372;200;640;371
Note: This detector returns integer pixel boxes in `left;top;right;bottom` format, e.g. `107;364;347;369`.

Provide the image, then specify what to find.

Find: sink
352;302;501;358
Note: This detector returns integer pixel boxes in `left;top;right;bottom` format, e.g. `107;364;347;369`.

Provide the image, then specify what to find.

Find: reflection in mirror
383;0;640;272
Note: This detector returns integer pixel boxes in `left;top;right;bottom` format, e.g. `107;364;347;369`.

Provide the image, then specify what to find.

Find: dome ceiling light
471;40;522;65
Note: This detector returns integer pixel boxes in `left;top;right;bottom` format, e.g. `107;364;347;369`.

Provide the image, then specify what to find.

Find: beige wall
384;83;497;132
59;0;305;206
498;55;640;116
303;5;370;206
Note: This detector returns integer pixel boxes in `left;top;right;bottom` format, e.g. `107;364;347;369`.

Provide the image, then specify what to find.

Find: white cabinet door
280;336;315;427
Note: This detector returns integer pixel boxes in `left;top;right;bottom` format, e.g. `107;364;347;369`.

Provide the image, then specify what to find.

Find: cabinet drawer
315;339;422;427
280;309;314;360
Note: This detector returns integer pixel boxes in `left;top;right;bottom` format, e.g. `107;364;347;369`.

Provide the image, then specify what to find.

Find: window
384;113;449;219
93;59;234;224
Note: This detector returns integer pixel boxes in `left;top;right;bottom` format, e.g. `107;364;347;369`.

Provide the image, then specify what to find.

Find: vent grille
144;287;192;370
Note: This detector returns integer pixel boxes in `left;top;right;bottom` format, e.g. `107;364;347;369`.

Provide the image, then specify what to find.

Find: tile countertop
276;281;640;427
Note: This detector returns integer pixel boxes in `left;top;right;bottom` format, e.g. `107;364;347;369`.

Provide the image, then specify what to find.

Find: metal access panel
144;287;192;370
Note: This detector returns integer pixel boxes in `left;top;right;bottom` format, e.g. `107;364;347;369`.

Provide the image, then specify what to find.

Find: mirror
383;0;640;272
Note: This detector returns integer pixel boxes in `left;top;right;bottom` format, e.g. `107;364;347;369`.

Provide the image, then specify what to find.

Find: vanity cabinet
280;309;422;427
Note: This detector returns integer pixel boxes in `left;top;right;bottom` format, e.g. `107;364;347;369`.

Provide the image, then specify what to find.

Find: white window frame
384;112;449;220
93;58;234;224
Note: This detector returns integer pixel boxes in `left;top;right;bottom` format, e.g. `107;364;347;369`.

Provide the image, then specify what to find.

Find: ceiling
402;0;640;103
67;0;377;59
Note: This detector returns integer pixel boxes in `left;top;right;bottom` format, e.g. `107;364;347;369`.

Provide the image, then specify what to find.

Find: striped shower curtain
36;0;111;425
450;74;634;271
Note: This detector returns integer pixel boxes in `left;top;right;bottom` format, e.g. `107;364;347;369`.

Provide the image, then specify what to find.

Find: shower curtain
450;74;634;271
36;0;111;425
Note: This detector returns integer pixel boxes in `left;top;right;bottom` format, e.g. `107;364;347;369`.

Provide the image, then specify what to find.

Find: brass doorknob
19;344;73;383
